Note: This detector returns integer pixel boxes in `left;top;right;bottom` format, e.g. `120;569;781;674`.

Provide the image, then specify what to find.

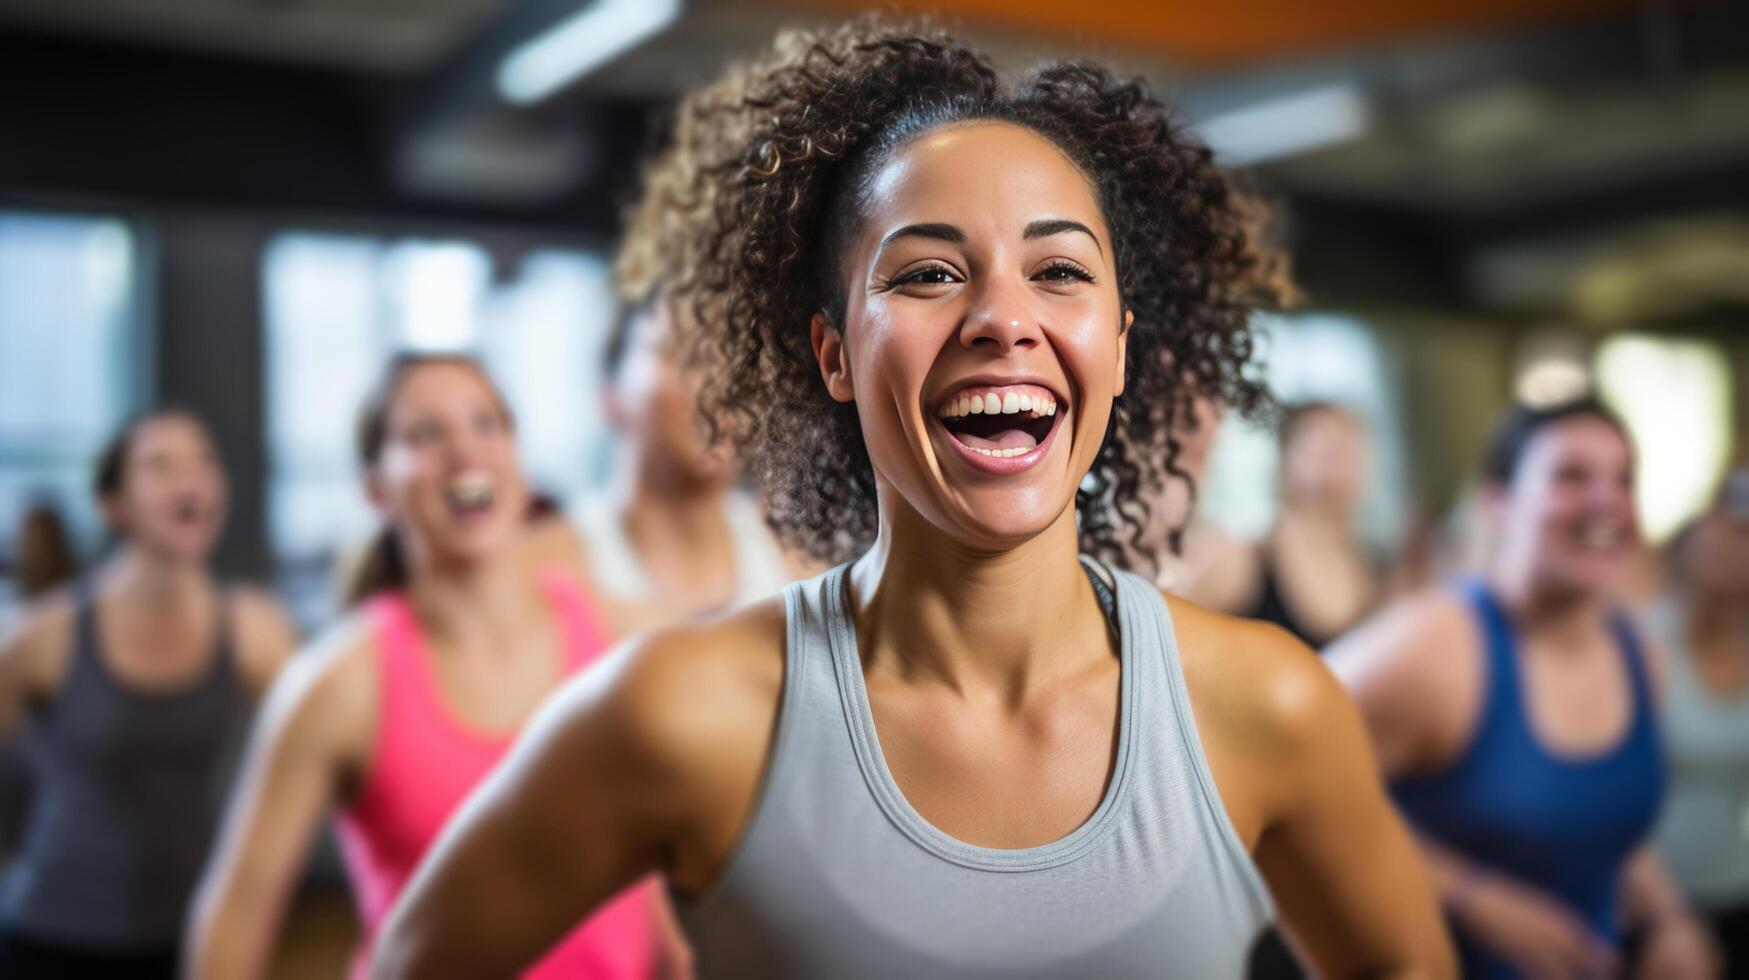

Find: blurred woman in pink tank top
186;354;676;978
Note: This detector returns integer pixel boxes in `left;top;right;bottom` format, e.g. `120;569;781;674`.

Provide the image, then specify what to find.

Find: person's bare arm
0;595;73;743
1620;845;1717;978
1327;596;1623;979
185;623;376;980
374;605;783;979
1177;602;1455;978
230;588;300;700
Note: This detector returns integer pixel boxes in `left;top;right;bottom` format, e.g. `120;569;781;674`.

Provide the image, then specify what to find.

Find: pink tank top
336;568;657;979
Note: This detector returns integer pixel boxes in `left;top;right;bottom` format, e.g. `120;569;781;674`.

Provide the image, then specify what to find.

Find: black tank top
0;580;248;948
1246;549;1375;652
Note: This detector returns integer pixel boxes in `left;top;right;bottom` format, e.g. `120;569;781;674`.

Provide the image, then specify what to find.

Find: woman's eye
1036;262;1094;283
894;265;958;287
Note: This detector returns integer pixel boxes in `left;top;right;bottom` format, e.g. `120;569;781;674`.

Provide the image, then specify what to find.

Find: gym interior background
1;0;1746;974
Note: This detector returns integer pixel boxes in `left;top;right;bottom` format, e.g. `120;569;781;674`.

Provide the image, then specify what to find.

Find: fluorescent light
1196;84;1370;166
497;0;681;105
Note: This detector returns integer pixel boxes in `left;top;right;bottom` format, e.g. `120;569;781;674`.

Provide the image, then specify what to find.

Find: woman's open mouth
934;382;1065;473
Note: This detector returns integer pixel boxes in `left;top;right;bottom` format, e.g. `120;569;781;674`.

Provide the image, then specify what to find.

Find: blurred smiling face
1501;415;1639;594
370;361;528;568
822;121;1129;549
104;413;228;562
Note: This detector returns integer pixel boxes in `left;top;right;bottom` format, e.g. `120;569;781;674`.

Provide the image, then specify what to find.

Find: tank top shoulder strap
1461;578;1518;685
1452;578;1523;744
723;491;790;601
1608;609;1657;724
69;574;100;671
570;498;651;600
205;582;242;690
533;565;613;673
363;591;427;696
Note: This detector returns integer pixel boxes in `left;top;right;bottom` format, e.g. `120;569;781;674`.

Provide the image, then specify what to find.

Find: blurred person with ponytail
0;410;295;978
187;355;677;979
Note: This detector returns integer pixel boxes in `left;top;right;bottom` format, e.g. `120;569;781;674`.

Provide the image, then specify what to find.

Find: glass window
1596;334;1734;542
1200;313;1410;550
0;211;141;599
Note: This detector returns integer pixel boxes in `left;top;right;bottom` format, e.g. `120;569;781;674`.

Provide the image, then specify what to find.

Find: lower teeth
974;446;1030;458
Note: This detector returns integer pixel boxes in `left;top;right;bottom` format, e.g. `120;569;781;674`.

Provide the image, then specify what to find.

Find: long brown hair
343;353;516;606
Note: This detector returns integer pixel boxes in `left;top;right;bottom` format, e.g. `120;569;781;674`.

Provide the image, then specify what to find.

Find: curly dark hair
667;19;1294;570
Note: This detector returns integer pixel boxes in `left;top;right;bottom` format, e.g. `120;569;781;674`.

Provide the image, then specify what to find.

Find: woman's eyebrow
878;222;964;254
1024;218;1102;255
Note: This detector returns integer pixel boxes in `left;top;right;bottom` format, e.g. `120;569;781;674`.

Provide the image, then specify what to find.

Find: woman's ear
364;470;391;515
1114;309;1134;397
811;312;856;403
98;493;127;536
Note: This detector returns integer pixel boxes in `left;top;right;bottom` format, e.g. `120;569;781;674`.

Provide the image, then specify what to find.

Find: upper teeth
939;388;1058;419
447;471;494;508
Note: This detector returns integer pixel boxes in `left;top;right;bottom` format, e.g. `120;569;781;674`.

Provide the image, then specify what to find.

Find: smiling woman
372;20;1454;980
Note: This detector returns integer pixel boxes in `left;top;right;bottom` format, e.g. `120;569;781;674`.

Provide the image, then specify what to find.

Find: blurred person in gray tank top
1651;472;1749;971
374;20;1456;979
0;410;296;977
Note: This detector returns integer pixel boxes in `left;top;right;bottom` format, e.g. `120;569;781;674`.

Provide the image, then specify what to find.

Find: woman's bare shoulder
573;595;789;767
252;611;383;768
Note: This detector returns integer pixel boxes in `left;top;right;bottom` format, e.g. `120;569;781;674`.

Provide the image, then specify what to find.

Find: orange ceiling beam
778;0;1645;64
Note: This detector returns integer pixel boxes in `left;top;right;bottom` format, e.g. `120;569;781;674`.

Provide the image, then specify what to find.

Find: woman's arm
1173;599;1455;978
1241;627;1457;977
0;596;72;744
1619;846;1717;979
230;588;300;700
185;629;374;979
374;610;782;979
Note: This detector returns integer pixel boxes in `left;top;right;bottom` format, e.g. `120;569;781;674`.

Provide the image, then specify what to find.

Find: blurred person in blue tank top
1330;398;1718;979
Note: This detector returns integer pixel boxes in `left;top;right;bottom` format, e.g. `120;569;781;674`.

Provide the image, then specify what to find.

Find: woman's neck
848;501;1108;704
405;545;544;659
1687;593;1749;654
1275;498;1356;540
611;448;740;603
101;546;210;608
613;463;732;553
1488;561;1611;648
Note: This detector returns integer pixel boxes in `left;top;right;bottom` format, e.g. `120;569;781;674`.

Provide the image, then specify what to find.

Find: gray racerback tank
0;580;248;949
678;561;1274;979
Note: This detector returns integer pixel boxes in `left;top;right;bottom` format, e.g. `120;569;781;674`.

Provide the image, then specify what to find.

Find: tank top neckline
820;558;1141;873
76;576;235;705
374;569;591;746
1467;579;1654;769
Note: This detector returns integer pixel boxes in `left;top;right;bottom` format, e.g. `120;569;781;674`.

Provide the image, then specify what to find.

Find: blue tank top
1392;581;1663;979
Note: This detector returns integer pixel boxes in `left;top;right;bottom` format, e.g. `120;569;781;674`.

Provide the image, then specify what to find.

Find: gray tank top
678;561;1274;979
0;582;248;948
1648;595;1749;910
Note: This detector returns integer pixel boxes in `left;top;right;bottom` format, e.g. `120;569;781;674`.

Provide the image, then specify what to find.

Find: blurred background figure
1330;399;1714;979
14;504;75;601
0;409;296;979
1243;402;1382;649
1651;467;1749;973
1143;395;1258;612
560;294;798;634
188;355;675;979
